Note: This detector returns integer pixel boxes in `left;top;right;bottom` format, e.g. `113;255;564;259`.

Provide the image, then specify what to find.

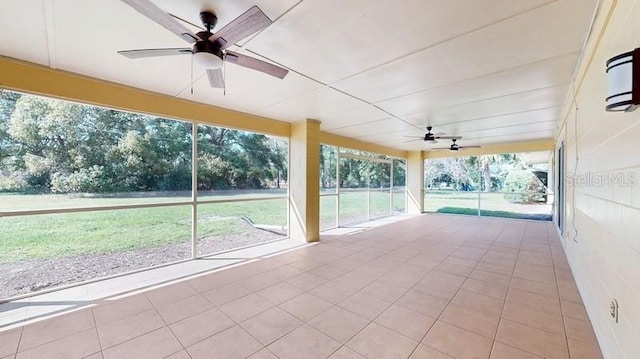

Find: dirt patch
0;229;284;299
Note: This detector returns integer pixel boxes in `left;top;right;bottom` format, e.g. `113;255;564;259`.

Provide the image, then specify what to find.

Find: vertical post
390;161;394;215
367;186;371;221
477;158;481;217
289;119;321;242
191;122;198;259
336;149;340;228
407;151;424;214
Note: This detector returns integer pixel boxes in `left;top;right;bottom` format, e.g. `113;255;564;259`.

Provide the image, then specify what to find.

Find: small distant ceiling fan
117;0;289;88
404;126;462;144
433;139;481;152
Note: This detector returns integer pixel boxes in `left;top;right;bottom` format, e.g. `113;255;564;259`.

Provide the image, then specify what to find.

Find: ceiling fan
433;139;481;152
117;0;289;88
404;126;462;144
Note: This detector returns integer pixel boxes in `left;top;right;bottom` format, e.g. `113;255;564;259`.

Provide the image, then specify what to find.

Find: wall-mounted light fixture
606;48;640;112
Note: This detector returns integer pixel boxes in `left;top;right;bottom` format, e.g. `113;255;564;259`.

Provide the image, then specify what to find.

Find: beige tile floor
0;214;604;359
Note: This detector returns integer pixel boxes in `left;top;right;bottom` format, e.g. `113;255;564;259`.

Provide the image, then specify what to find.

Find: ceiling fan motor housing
199;11;218;31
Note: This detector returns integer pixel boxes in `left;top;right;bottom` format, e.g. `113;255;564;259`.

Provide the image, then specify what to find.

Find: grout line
487;220;525;357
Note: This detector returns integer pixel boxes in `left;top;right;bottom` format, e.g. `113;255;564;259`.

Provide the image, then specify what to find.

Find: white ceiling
0;0;598;150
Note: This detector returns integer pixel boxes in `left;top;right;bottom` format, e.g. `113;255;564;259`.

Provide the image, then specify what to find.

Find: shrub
0;172;26;192
504;170;544;203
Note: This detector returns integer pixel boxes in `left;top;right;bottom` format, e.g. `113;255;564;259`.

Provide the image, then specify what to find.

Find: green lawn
425;190;552;221
0;190;403;263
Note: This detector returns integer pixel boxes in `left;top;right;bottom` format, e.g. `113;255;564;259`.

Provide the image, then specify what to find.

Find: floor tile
240;307;302;345
450;289;503;316
102;327;181;359
338;291;391;320
257;282;304;305
145;282;197;308
440;302;500;339
268;324;341;359
509;277;558;298
409;344;454;359
169;307;234;347
308;306;370;343
186;325;262;359
462;277;509;300
93;294;153;327
501;301;565;335
156;294;213;324
422;321;493;359
346;322;418;359
490;342;543;359
202;283;251;306
164;350;191;359
280;292;332;322
0;329;21;357
560;300;589;322
328;346;366;359
567;337;603;359
246;348;279;359
564;317;598;343
97;309;165;349
495;319;569;359
506;288;561;315
239;272;281;292
375;305;436;341
286;273;328;291
395;290;449;317
19;309;95;351
309;281;358;304
359;280;407;303
219;294;274;323
16;328;99;359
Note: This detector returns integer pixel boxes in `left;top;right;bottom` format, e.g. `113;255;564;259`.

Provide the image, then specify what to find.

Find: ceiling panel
408;108;561;136
246;0;554;84
252;86;368;123
329;118;418;139
0;0;50;66
332;0;594;103
319;105;393;131
374;53;578;117
401;85;569;127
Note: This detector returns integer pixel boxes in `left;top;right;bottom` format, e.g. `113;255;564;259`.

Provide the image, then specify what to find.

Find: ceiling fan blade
210;6;271;49
207;68;225;88
434;135;462;140
169;13;205;31
402;139;424;143
460;145;481;149
118;48;192;59
224;51;288;79
122;0;198;43
402;136;425;139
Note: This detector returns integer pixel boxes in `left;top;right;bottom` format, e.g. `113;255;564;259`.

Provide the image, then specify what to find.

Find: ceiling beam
0;56;291;137
423;139;554;159
319;131;408;159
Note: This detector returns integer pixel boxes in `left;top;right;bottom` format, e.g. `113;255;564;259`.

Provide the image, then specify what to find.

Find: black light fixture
606;48;640;112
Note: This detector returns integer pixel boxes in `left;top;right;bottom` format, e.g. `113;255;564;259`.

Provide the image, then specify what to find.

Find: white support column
289;119;321;242
407;151;424;214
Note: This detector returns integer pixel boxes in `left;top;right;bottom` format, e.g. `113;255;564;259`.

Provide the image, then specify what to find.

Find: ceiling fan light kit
606;47;640;112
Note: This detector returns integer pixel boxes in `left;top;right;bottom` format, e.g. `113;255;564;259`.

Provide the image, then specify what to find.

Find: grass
0;189;547;263
425;190;552;221
0;191;401;263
